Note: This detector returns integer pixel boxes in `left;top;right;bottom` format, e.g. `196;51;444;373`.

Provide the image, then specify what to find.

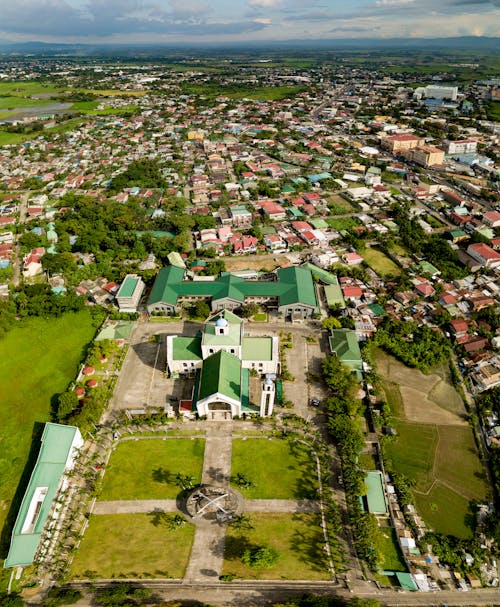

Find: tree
242;545;279;569
240;303;259;318
193;300;210;319
322;317;341;331
57;391;79;421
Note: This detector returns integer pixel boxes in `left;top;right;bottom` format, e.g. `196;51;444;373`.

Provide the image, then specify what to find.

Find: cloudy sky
0;0;499;44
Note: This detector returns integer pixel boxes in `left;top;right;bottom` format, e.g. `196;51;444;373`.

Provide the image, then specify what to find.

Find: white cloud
247;0;282;7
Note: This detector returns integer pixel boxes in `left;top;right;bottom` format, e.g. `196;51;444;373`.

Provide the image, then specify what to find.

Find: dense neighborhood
0;51;499;607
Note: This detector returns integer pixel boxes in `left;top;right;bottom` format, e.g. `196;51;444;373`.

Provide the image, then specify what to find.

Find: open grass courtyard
362;246;401;277
71;513;194;579
99;438;205;500
222;513;330;580
231;438;318;499
0;311;100;546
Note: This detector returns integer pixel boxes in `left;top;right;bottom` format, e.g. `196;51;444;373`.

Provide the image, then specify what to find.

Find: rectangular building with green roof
4;423;83;568
116;274;145;313
329;329;363;378
147;266;318;319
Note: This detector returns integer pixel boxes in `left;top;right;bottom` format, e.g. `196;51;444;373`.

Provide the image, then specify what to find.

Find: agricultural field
71;513;194;579
180;83;306;101
362;246;401;277
231;438;318;499
99;439;205;500
0;311;99;545
222;513;330;580
374;349;488;538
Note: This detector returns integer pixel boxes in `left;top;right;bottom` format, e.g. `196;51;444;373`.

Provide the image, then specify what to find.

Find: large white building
167;310;279;419
414;85;458;101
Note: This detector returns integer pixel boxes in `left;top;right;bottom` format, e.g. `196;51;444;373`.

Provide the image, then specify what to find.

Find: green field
0;118;86;147
378;527;406;572
71;101;139;115
327;216;361;231
222;513;329;580
362;247;401;277
0;311;99;545
231;439;318;499
71;513;194;579
181;83;306;101
99;439;205;500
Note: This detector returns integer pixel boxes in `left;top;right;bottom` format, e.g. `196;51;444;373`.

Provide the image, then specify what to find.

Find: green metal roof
198;350;241;402
396;572;418;591
242;337;273;361
4;423;81;568
310;218;329;229
364;471;388;515
302;262;339;286
148;266;318;310
368;303;386;317
95;321;134;341
117;275;139;299
208;310;243;324
324;284;345;308
329;329;363;371
202;322;241;347
172;337;202;360
276;266;317;308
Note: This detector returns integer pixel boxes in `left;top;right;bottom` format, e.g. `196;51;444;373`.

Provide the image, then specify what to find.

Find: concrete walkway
243;499;320;513
201;423;233;486
183;524;226;583
93;500;178;514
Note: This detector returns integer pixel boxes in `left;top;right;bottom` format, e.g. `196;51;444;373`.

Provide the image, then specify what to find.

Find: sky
0;0;499;44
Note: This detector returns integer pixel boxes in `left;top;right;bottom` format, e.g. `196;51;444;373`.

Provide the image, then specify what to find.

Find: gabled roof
5;424;81;568
198;350;241;402
329;329;363;371
148;266;318;310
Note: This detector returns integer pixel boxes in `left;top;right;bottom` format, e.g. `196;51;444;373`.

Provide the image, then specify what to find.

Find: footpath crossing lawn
231;438;318;499
0;311;99;541
71;513;194;579
100;438;205;500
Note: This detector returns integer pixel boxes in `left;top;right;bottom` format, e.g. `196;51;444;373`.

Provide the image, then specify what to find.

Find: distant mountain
0;36;498;55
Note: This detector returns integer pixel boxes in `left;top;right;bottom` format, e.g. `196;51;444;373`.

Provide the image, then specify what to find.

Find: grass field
0;118;85;147
222;513;329;580
378;527;406;572
414;484;473;538
374;349;488;538
99;439;205;500
71;102;139;115
231;439;318;499
327;216;361;231
181;84;306;101
0;311;99;547
362;247;401;277
79;88;148;97
71;514;194;579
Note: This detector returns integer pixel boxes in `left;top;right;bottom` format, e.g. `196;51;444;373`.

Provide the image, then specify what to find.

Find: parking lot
107;318;329;421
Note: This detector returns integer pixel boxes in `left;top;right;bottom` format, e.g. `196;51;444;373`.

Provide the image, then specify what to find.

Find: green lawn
434;426;488;501
180;83;305;101
378;527;407;571
0;311;100;546
99;439;205;500
0;119;85;147
231;439;318;499
327;217;361;231
384;422;438;492
415;483;473;539
362;247;401;277
0;81;64;97
71;513;194;579
358;453;378;470
222;513;330;580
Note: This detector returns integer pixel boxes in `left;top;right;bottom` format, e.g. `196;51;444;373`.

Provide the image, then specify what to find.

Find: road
65;581;500;607
12;191;29;286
